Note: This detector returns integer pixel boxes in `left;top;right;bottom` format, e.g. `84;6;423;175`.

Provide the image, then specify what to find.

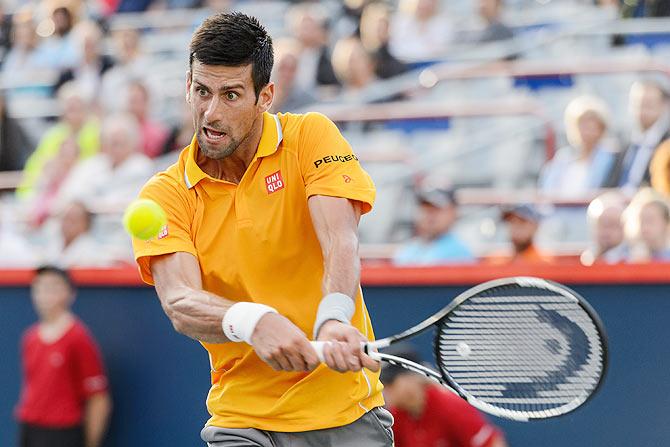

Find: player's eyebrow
193;80;211;92
194;79;245;93
216;82;245;92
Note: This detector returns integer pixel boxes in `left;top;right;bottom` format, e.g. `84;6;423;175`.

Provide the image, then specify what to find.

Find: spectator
271;39;317;113
15;265;111;447
55;113;153;211
54;21;114;101
359;2;408;79
0;3;13;61
331;37;378;98
494;204;549;264
41;201;120;267
286;3;340;92
0;92;33;171
581;191;629;265
17;82;100;200
614;80;670;189
99;28;150;112
1;10;50;82
475;0;514;43
539;95;618;196
125;79;169;158
393;187;475;265
26;137;80;228
381;346;507;447
650;138;670;197
624;188;670;262
389;0;453;63
36;6;79;71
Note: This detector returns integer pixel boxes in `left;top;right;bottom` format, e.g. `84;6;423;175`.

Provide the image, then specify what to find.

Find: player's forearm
158;285;233;343
321;234;361;299
84;393;111;447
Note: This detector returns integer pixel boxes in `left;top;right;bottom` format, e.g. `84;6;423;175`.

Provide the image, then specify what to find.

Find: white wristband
222;302;278;345
313;292;355;339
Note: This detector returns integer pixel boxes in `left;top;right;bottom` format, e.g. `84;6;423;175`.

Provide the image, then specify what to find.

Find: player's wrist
313;292;355;339
222;302;278;345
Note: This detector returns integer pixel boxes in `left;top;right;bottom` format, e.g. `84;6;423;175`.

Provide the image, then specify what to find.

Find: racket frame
368;276;609;421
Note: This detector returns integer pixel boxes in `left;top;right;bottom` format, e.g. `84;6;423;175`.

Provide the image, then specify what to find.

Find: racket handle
309;341;381;363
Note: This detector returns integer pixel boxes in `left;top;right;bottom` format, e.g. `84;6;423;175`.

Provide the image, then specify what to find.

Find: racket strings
436;286;605;419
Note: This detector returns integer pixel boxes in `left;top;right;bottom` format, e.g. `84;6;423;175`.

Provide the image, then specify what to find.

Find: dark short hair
34;265;74;290
379;344;424;385
189;12;274;99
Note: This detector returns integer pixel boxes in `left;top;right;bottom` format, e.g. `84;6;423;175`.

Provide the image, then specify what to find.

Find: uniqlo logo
157;225;168;239
265;170;285;194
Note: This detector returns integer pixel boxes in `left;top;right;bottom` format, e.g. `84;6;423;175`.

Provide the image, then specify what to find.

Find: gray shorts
201;406;394;447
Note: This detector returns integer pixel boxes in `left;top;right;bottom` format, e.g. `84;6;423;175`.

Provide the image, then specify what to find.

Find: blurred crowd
0;0;669;268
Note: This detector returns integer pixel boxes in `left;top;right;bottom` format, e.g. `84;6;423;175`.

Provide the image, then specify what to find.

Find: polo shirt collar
184;112;283;189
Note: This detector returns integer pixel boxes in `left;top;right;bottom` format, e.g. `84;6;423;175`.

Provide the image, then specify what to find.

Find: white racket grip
310;341;382;362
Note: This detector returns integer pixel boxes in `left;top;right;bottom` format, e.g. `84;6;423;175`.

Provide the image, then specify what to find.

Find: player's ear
185;70;192;103
256;82;274;113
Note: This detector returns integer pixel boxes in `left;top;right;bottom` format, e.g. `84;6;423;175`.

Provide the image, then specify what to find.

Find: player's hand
316;320;380;373
251;313;320;372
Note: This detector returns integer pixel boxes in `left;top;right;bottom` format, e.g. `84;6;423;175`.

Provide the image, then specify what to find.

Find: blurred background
1;0;670;267
1;0;670;446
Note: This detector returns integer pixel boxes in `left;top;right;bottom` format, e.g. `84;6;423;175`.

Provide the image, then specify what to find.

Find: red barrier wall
1;263;669;286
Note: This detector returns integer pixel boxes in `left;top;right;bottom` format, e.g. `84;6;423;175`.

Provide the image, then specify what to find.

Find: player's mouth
203;127;227;142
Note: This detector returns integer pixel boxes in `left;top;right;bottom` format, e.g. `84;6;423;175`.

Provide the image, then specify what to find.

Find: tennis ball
123;199;167;241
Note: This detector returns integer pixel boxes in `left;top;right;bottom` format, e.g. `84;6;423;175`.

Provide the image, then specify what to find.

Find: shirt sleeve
441;392;499;447
74;327;109;399
131;173;197;285
298;112;376;214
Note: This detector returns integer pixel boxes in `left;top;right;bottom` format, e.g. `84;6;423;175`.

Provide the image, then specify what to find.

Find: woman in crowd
539;95;619;197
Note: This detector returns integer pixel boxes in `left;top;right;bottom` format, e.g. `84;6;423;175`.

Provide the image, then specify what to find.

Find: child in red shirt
15;266;112;447
381;346;507;447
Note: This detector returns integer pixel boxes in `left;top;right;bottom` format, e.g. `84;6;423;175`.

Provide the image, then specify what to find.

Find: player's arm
151;252;319;371
152;252;232;343
308;194;379;373
84;392;112;447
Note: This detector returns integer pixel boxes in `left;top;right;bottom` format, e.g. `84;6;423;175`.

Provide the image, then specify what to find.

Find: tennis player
130;12;392;447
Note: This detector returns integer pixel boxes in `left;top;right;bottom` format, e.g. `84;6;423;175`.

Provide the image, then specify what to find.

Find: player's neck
201;115;264;184
38;311;74;343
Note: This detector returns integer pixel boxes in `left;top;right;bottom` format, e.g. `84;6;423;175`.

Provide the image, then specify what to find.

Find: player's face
31;273;73;320
187;61;273;160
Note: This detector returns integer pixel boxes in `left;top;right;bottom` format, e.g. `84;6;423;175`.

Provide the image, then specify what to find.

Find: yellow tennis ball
123;199;167;241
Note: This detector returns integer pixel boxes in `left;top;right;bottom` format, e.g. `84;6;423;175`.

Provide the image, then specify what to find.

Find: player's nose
203;95;224;125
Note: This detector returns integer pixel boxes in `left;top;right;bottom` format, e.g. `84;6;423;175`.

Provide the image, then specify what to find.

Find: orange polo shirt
131;112;384;432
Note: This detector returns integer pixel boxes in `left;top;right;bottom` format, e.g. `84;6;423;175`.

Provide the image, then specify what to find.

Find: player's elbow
160;287;192;335
171;315;189;335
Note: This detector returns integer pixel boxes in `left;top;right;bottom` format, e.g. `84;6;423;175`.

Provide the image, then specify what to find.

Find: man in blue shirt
393;187;474;265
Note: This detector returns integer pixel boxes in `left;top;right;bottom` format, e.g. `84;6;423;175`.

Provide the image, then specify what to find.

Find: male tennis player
130;12;392;446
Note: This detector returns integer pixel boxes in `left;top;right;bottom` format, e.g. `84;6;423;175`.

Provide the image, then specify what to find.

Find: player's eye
225;91;239;101
196;87;208;97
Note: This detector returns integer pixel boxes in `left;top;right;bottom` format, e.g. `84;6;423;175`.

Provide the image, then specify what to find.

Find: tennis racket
311;276;608;421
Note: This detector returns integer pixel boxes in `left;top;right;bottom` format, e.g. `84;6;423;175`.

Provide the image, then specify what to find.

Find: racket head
433;277;608;421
